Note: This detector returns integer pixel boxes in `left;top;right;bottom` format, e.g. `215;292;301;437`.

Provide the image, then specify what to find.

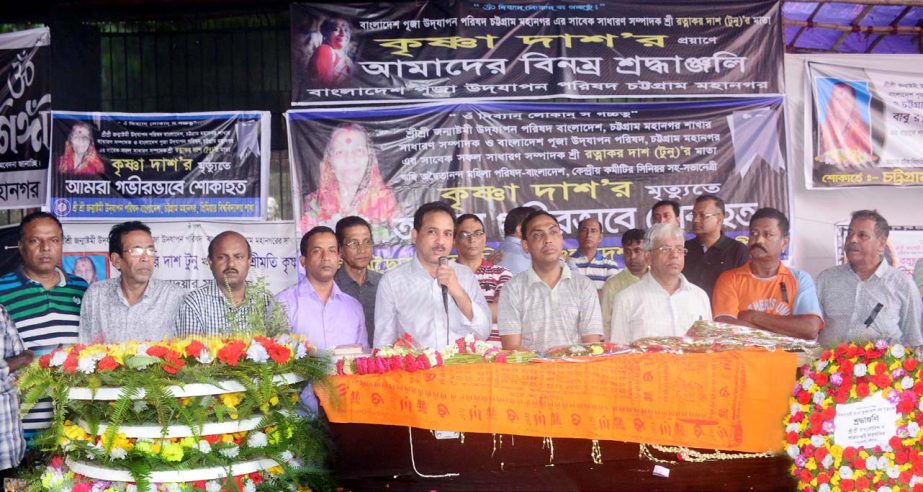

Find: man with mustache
276;226;367;350
333;216;381;348
683;194;750;300
499;210;603;352
816;210;922;347
374;202;490;349
79;221;185;343
610;223;711;344
651;199;681;226
711;208;823;340
175;231;275;336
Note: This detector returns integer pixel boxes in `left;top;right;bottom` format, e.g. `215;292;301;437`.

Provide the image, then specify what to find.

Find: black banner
49;111;270;220
0;27;50;208
290;1;783;105
287;100;789;268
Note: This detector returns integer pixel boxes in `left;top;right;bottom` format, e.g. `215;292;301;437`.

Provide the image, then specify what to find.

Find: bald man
175;231;276;336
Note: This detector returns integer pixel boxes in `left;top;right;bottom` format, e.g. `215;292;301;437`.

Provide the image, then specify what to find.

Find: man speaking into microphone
374;202;490;349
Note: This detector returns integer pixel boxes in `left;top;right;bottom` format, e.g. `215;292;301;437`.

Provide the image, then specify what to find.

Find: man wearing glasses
683;194;749;299
498;210;603;352
453;214;512;346
609;223;711;344
79;221;185;343
333;216;381;347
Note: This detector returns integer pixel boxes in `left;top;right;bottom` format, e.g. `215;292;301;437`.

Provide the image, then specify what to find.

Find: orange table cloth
316;349;798;453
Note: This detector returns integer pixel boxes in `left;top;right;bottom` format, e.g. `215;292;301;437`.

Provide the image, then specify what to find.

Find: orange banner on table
316;350;798;453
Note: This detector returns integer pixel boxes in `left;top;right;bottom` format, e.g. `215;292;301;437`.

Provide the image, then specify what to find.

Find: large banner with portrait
290;1;783;105
48;111;270;220
806;61;923;189
0;27;51;209
287;99;789;269
61;221;299;294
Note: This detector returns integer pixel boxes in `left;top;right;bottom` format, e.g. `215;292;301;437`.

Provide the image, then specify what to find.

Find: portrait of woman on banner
57;123;106;176
306;17;355;89
815;79;876;168
301;123;401;235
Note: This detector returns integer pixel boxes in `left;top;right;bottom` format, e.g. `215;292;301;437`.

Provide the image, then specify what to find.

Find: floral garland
785;340;923;491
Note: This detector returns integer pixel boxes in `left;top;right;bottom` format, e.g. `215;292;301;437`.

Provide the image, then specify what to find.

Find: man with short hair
374;202;490;349
651;200;681;226
683;194;749;299
80;221;186;343
568;217;620;291
454;214;512;345
499;210;603;352
495;206;537;274
601;228;649;329
333;216;381;347
817;210;923;347
712;208;823;340
610;223;711;344
175;231;275;336
0;212;88;440
277;226;367;349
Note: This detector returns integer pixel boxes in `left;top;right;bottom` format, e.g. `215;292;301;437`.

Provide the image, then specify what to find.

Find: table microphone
438;256;450;315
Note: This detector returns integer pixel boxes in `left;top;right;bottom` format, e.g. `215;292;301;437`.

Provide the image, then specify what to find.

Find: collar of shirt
298;276;347;303
202;280;255;307
110;278;156;306
335;266;380;288
695;233;733;253
744;260;793;280
570;250;605;261
846;259;890;281
18;266;67;288
642;271;694;295
526;261;572;286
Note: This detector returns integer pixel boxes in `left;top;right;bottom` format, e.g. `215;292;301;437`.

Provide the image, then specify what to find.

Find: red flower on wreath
147;345;185;374
185;340;206;358
97;355;120;372
256;337;292;364
217;340;247;366
38;353;52;368
62;349;80;374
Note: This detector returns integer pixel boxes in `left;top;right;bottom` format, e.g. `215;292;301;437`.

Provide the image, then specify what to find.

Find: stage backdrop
805;61;923;189
291;0;783;105
48;111;270;221
0;27;50;209
287;100;789;270
61;221;299;294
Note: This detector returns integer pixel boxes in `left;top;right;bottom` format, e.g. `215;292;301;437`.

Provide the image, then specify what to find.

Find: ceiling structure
783;0;923;53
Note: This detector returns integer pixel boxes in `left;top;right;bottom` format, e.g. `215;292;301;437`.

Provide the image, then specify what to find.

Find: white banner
62;221;300;294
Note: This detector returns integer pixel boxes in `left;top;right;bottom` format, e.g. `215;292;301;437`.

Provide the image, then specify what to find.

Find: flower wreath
784;341;923;492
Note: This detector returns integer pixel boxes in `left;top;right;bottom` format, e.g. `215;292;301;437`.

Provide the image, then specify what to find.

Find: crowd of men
0;196;920;476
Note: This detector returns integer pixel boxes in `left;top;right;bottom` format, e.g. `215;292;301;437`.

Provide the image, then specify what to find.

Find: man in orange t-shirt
712;208;823;340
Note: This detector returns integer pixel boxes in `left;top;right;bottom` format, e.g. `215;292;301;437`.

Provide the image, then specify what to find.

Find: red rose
857;382;870;398
38;353;52;368
846;345;859;359
789;412;804;423
217;340;246;366
914;482;923;492
265;343;291;365
843;446;857;461
840;479;855;492
97;355;120;372
161;352;185;374
249;471;263;484
192;481;208;490
185;340;206;358
146;345;170;358
905;358;919;372
72;483;92;492
814;447;828;462
797;391;811;404
873;361;888;376
416;354;431;370
799;470;813;484
856;476;870;490
901;471;913;484
62;350;79;374
786;431;799;444
814;373;828;386
403;354;417;372
816;472;830;485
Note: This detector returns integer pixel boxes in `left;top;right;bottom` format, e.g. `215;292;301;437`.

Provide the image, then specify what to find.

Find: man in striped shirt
567;217;620;292
0;212;88;441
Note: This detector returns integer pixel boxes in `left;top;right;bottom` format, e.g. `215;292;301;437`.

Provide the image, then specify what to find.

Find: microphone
438;256;450;315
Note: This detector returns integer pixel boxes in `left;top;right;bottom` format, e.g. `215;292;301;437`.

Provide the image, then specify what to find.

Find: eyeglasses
654;246;688;256
123;246;157;257
691;212;721;221
344;239;374;251
456;230;486;241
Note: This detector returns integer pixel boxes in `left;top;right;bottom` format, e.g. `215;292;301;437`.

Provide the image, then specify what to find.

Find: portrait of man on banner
814;77;877;168
57;122;106;176
295;15;356;90
300;123;401;237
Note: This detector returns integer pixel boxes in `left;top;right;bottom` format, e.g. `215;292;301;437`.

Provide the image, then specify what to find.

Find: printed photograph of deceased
300;123;401;236
293;15;357;91
57;122;106;176
814;78;877;168
63;253;109;284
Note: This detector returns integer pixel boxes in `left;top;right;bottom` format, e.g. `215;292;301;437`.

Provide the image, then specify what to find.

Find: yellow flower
135;441;154;455
221;434;234;443
268;465;283;475
63;424;90;442
179;437;196;448
102;433;133;451
161;443;184;462
269;395;279;406
220;392;243;409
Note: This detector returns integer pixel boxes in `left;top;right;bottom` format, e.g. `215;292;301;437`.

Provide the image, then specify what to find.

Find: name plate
833;393;898;449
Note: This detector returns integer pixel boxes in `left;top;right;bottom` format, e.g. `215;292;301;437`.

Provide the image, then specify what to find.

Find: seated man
495;206;537;275
567;217;620;291
374;202;490;348
498;210;603;352
610;223;711;344
601;228;648;329
276;226;367;349
683;194;750;299
453;214;512;346
175;231;276;336
712;208;823;340
80;221;186;343
817;210;923;347
651;199;681;226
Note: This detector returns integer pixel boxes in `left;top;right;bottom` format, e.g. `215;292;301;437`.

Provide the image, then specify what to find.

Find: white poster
62;220;299;294
833;393;898;450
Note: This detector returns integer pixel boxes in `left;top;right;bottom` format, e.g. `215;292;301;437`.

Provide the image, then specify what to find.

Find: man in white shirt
374;202;490;348
609;223;711;344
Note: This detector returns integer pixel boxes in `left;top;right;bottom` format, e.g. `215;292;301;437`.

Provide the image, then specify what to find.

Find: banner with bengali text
0;27;50;209
806;61;923;188
48;111;270;220
317;350;798;452
287;100;789;270
61;221;299;294
290;0;783;105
